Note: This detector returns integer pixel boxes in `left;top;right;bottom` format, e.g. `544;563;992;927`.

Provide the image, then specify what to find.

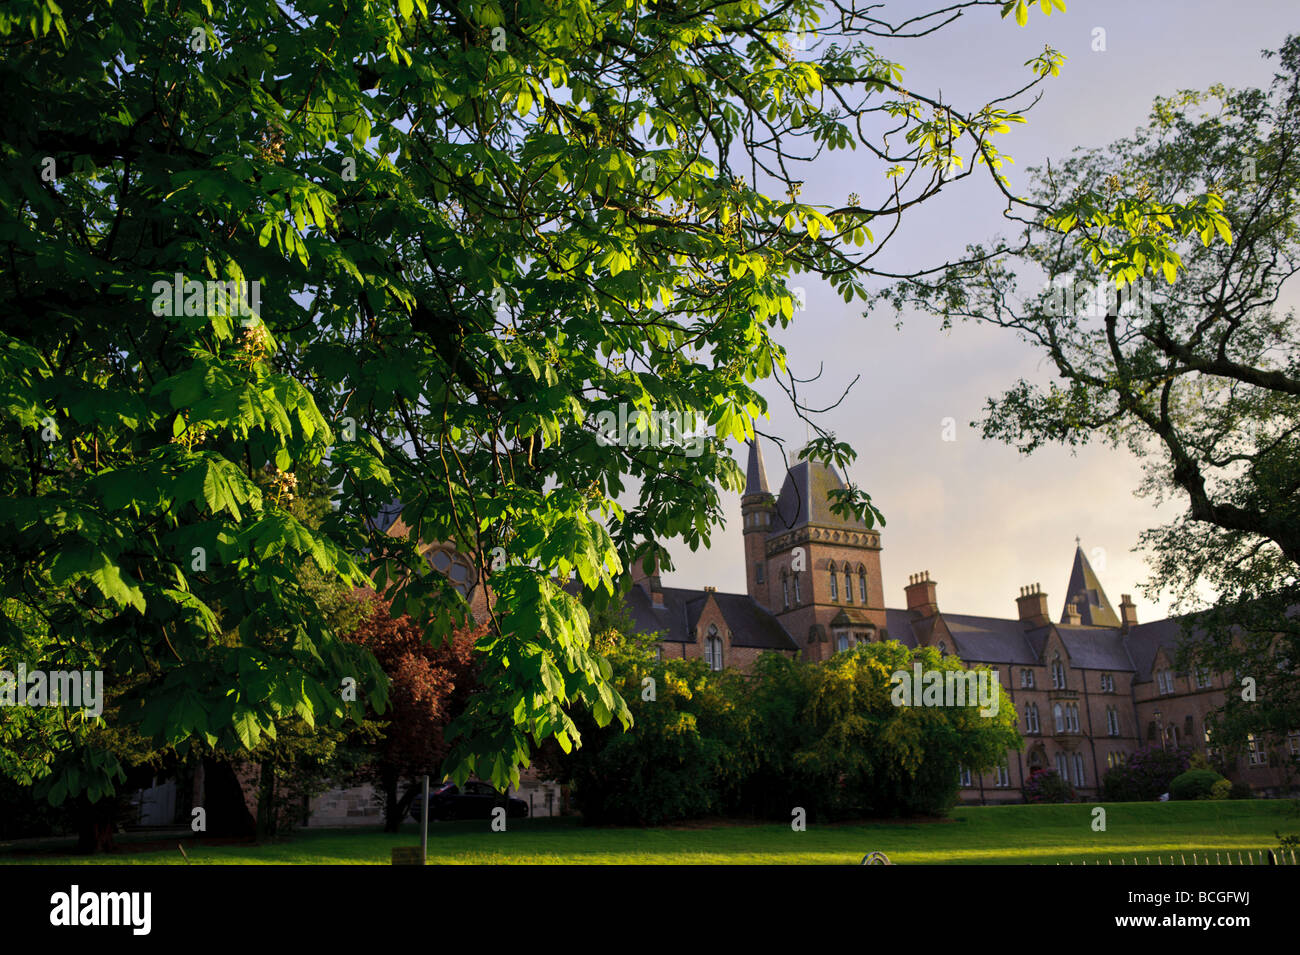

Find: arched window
1072;753;1085;786
937;640;947;657
1051;654;1066;689
858;567;867;603
793;572;801;604
705;626;723;671
828;562;838;600
835;630;850;653
844;568;853;603
1053;703;1065;733
781;571;790;610
1026;703;1040;734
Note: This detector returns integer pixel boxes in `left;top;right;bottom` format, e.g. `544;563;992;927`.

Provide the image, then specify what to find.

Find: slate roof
940;613;1040;664
1056;625;1135;670
623;584;799;651
744;439;771;497
1062;546;1121;627
770;459;865;534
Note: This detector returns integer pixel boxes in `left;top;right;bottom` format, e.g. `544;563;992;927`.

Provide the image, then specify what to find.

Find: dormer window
1051;654;1066;689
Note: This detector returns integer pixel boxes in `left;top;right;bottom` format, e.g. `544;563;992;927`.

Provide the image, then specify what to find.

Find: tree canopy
7;0;1204;805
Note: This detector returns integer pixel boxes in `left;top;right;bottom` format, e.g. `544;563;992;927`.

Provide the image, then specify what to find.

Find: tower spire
744;437;771;497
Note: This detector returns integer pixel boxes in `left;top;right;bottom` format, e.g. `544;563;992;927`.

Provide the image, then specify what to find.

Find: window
958;765;972;787
1288;731;1299;756
755;562;764;584
844;569;853;603
1106;706;1119;737
653;645;662;662
937;641;947;657
1195;667;1212;689
1060;704;1078;732
1025;703;1040;735
858;568;867;603
994;762;1010;788
1020;668;1035;688
1056;754;1069;780
782;572;789;610
1051;654;1066;690
835;631;850;653
1100;672;1115;693
704;627;723;671
1053;704;1065;733
1247;734;1265;766
1157;670;1174;694
1205;726;1218;759
1073;753;1085;787
828;562;838;600
792;572;801;605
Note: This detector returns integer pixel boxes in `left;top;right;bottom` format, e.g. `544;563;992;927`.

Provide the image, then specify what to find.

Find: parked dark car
408;780;529;822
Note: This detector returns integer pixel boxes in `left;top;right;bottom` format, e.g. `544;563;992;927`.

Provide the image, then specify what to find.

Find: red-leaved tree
344;593;480;831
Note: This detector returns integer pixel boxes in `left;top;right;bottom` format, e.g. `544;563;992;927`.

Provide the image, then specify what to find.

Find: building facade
619;438;1298;801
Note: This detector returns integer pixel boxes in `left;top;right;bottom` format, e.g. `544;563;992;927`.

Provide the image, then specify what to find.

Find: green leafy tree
753;643;1019;818
4;0;1116;808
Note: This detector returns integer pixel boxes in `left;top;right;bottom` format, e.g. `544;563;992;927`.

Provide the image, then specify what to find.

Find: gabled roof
770;458;864;534
622;585;798;651
1056;625;1133;670
1062;545;1121;627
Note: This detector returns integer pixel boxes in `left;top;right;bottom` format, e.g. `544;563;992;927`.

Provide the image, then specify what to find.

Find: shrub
1170;769;1226;800
1101;745;1191;801
1024;769;1075;804
1209;779;1232;800
1230;780;1254;799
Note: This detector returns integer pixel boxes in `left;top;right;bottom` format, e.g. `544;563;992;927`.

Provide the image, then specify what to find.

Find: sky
656;0;1299;623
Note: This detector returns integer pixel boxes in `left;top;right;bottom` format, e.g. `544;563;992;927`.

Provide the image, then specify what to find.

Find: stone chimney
1119;594;1138;633
632;552;664;609
905;571;938;617
1063;601;1082;626
1017;583;1050;627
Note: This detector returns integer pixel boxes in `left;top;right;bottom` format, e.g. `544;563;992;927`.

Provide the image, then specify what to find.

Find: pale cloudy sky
658;0;1299;623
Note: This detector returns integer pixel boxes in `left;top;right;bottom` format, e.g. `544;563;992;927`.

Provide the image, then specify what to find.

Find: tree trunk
255;761;277;842
200;758;256;838
73;795;118;854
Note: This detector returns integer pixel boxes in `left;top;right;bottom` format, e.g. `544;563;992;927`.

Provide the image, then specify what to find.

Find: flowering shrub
1023;768;1075;803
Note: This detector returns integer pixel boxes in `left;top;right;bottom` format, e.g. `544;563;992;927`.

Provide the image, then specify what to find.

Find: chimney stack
632;551;664;609
1063;601;1082;626
1119;594;1138;633
905;571;939;617
1017;583;1050;627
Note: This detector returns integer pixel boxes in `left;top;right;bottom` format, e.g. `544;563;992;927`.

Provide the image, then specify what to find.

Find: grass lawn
3;800;1296;865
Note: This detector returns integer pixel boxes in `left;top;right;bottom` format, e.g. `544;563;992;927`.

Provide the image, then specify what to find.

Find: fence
1051;849;1297;865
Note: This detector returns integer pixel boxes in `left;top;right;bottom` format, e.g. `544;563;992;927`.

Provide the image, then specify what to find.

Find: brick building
618;438;1298;802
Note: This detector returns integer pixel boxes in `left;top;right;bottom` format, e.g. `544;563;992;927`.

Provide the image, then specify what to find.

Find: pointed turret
1061;543;1121;627
744;438;771;498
